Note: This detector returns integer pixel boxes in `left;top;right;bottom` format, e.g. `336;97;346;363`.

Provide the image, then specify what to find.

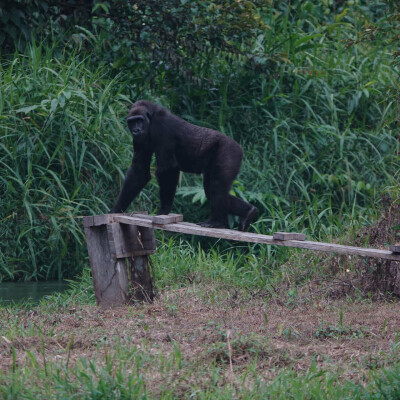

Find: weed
315;322;368;340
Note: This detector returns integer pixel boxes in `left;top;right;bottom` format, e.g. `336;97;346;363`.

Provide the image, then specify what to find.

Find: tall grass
0;41;144;280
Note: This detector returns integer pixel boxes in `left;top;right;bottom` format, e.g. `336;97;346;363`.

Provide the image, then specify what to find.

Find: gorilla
110;100;256;231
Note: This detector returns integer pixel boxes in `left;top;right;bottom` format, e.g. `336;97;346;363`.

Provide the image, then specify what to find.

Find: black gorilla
110;100;256;231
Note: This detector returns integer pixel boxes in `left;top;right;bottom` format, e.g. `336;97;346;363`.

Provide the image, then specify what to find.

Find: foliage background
0;0;399;280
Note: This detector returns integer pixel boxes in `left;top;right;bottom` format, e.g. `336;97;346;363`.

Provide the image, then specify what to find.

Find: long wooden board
113;215;400;262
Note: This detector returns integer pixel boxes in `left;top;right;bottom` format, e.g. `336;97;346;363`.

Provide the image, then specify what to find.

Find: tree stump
83;214;156;308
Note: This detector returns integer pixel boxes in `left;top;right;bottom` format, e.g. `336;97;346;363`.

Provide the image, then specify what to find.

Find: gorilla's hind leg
199;172;229;228
239;203;257;231
199;144;256;230
228;196;257;231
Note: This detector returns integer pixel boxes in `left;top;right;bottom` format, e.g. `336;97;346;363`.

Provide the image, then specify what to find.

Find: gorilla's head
127;106;152;142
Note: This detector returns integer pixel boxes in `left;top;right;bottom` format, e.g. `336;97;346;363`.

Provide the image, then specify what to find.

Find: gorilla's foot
198;219;226;229
156;209;171;215
239;205;257;231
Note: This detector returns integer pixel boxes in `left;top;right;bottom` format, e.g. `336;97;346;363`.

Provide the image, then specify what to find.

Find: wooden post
129;254;154;302
83;214;156;308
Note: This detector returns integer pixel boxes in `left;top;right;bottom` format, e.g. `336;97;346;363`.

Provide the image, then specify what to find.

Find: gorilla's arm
110;146;153;213
156;169;180;215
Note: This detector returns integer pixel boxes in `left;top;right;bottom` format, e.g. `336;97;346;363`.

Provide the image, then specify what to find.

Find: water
0;281;69;304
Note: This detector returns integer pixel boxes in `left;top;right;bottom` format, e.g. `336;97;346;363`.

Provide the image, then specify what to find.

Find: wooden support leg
128;256;154;302
83;215;156;308
83;223;130;308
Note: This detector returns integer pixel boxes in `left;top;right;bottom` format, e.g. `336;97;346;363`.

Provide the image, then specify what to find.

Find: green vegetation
0;41;135;279
1;0;399;280
1;0;400;398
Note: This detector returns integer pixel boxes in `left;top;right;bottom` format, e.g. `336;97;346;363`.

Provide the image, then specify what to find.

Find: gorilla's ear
146;111;152;121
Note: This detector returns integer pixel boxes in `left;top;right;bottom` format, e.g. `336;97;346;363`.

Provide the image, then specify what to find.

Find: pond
0;281;70;304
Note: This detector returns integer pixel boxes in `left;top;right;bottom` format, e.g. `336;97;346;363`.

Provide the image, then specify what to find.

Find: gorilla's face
127;108;151;142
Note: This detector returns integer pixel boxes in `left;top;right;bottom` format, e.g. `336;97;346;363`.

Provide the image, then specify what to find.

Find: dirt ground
1;285;400;386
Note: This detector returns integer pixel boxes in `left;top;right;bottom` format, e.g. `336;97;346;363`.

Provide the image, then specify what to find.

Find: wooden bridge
83;212;400;308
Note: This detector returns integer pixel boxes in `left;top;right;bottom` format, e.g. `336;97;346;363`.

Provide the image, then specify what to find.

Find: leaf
16;105;40;113
50;98;58;113
58;93;65;108
192;190;206;204
92;3;109;14
294;34;323;47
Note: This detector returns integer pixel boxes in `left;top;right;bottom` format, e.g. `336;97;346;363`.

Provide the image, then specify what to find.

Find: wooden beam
152;214;183;225
273;232;306;241
114;215;400;262
83;224;129;308
106;223;156;258
83;212;149;228
83;213;155;308
114;215;153;227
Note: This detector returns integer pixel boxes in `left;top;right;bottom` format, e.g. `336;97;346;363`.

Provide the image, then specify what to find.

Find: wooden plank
152;214;183;225
273;232;306;241
107;223;121;258
114;215;154;227
84;212;150;227
128;256;155;302
107;223;156;258
83;224;129;308
115;216;400;261
83;216;94;228
131;213;152;220
92;214;115;226
168;213;184;222
390;245;400;254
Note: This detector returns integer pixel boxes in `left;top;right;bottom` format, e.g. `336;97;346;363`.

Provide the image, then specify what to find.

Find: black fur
110;101;256;230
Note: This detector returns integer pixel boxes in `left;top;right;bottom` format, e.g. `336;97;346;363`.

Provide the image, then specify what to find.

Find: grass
2;275;400;399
